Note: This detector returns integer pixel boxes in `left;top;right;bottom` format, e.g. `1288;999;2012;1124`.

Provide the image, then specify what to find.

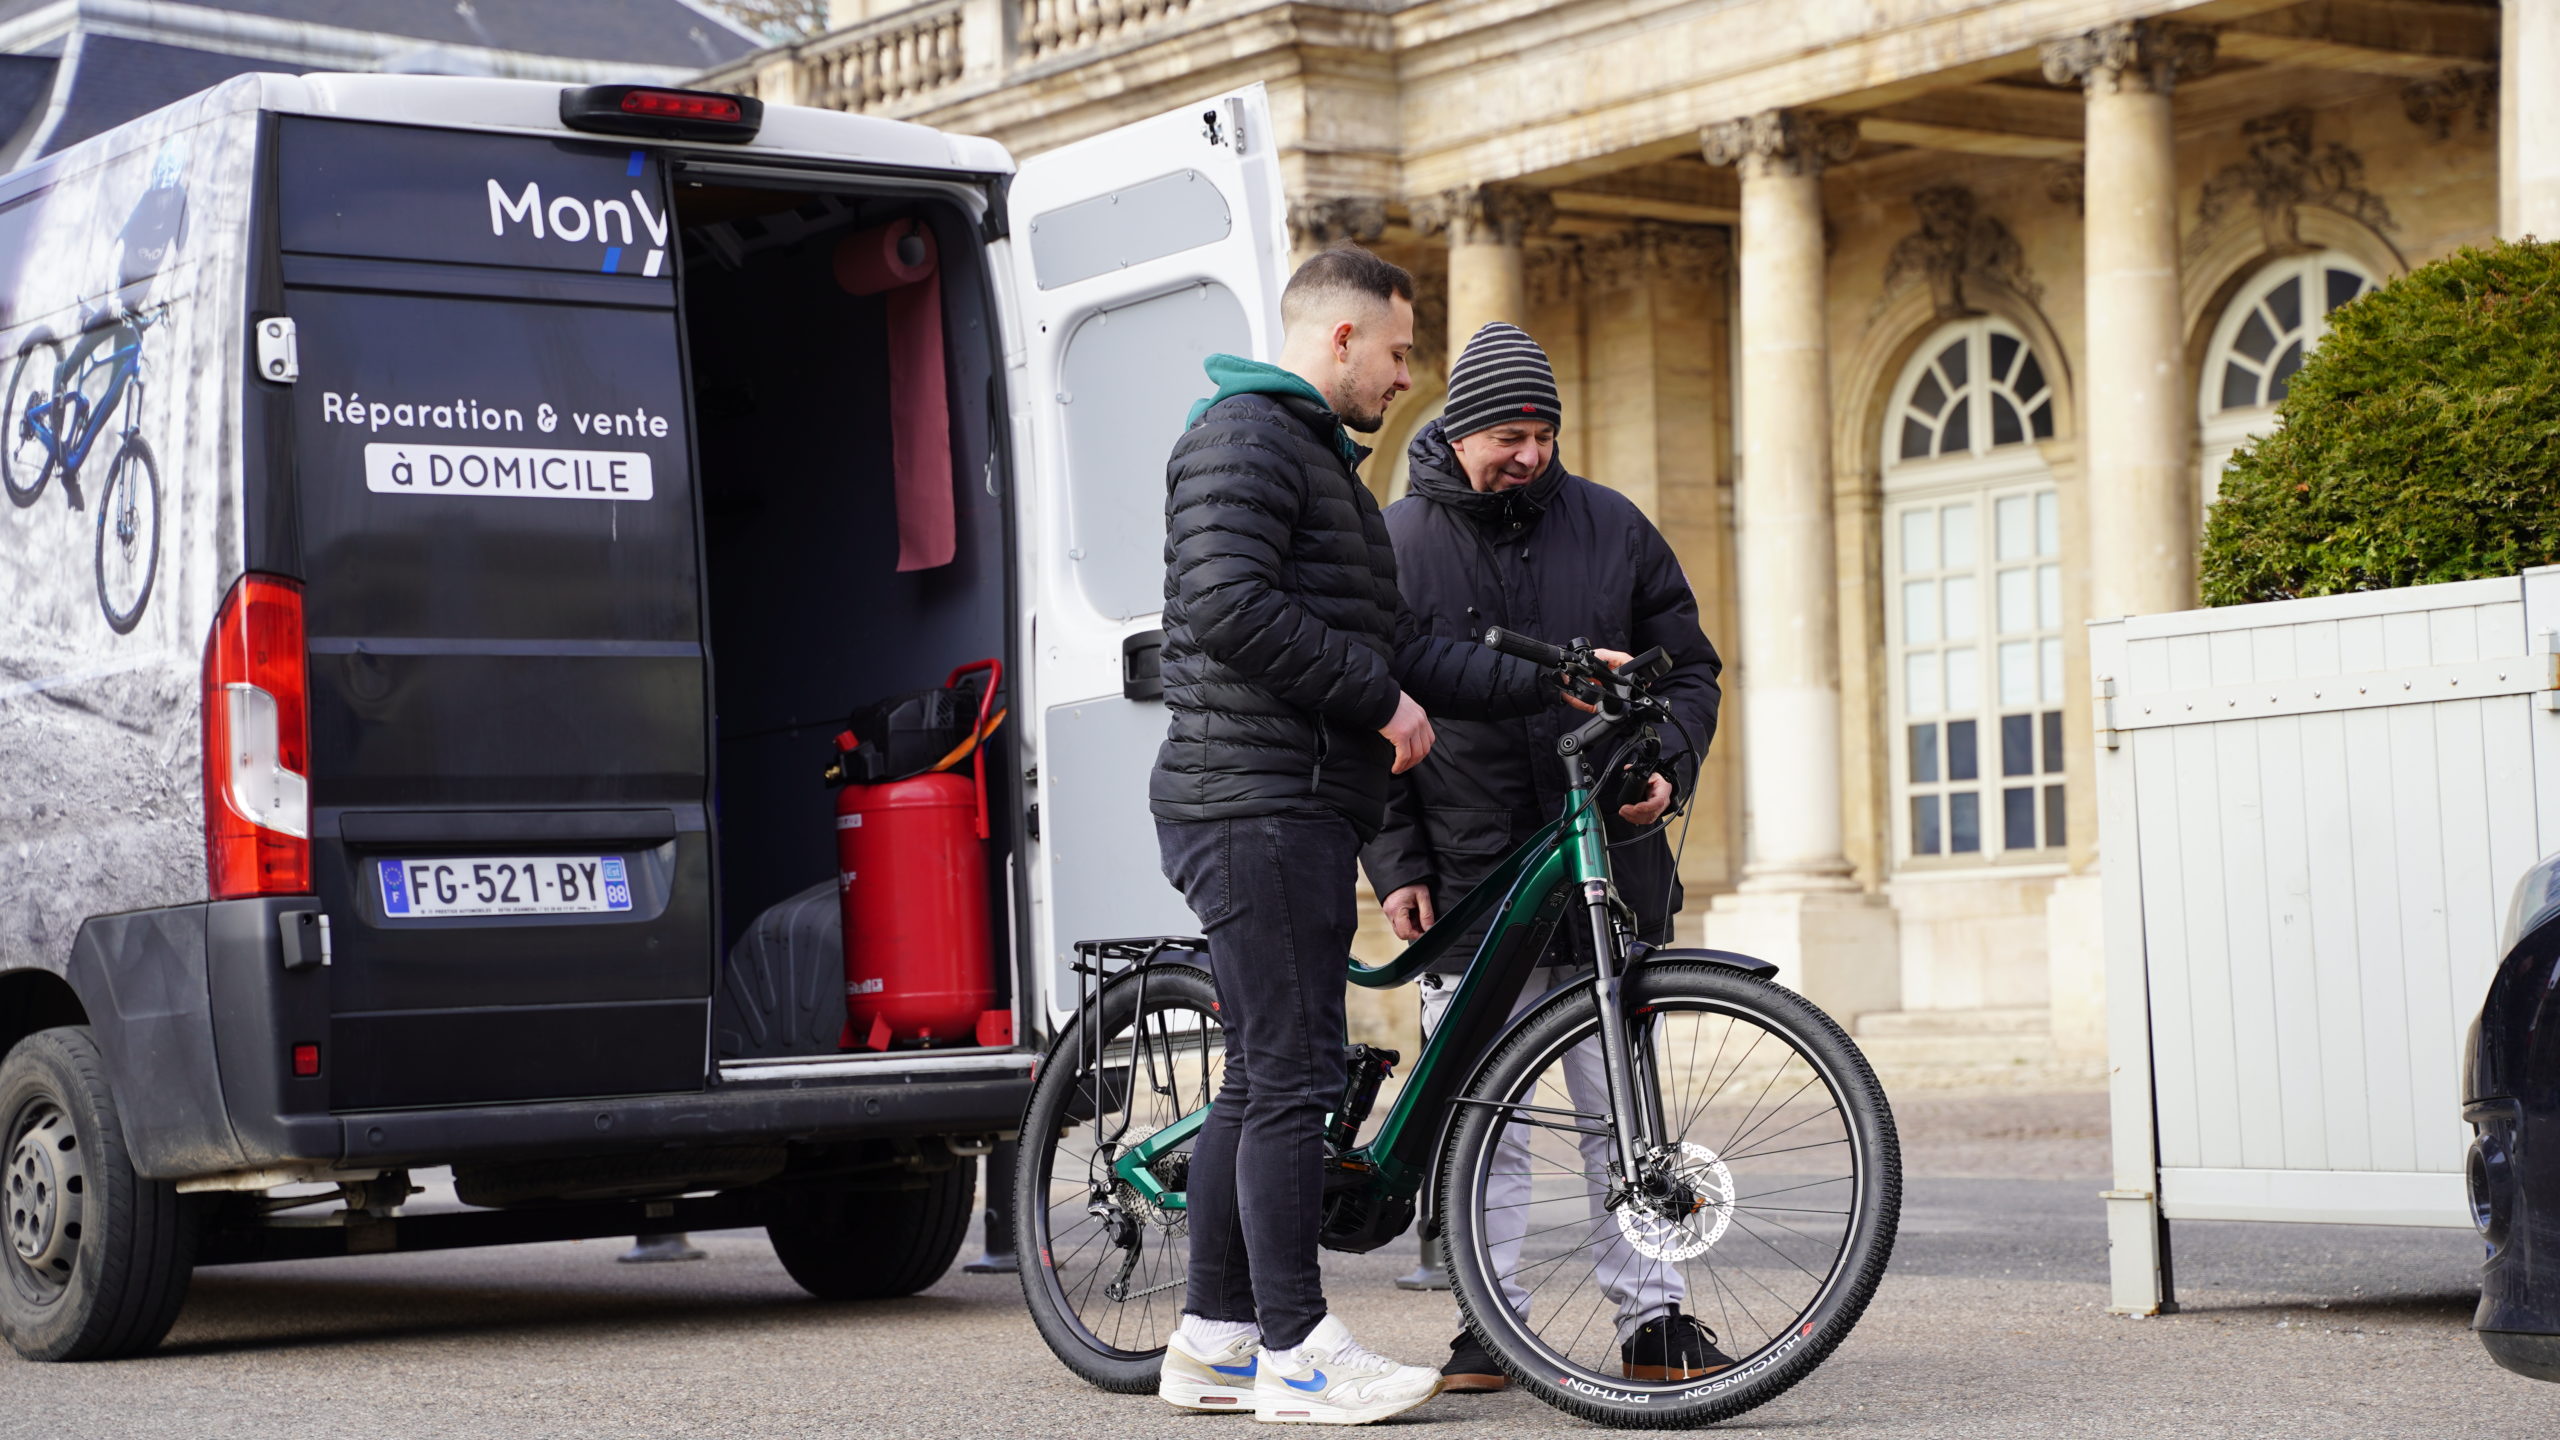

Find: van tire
0;1027;198;1361
764;1160;973;1301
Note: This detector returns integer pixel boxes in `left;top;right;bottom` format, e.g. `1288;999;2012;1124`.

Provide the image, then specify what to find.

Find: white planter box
2090;568;2560;1313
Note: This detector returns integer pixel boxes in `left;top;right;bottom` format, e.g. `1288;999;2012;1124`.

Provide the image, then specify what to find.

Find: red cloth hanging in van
835;219;954;572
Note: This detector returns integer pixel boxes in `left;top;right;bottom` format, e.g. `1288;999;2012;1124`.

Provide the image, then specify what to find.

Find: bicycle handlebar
1482;626;1569;669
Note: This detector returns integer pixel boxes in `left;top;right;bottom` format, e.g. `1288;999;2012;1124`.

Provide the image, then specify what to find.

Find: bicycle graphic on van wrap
2;309;164;633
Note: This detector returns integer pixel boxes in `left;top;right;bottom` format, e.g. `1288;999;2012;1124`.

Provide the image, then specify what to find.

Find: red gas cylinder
836;770;993;1050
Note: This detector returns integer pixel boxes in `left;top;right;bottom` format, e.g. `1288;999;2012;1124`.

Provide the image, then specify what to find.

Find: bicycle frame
1106;707;1661;1232
24;319;146;482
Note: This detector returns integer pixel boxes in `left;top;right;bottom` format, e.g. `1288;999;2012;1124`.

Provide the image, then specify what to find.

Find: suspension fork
1563;754;1658;1191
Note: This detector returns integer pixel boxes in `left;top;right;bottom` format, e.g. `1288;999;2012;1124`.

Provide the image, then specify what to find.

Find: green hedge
2199;239;2560;606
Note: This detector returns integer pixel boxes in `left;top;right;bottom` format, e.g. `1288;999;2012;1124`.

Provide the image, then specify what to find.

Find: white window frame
1882;317;2068;870
2197;250;2377;511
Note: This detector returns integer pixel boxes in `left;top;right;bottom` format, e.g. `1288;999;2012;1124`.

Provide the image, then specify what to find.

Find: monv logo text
487;173;671;277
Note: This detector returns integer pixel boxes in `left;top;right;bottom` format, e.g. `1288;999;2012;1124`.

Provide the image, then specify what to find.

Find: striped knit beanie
1442;322;1562;440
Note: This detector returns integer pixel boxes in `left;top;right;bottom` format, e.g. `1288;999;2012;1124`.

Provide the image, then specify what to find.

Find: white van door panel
1010;86;1288;1020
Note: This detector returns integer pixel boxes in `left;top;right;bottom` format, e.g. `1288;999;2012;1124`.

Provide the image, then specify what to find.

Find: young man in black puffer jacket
1364;322;1727;1392
1149;247;1556;1425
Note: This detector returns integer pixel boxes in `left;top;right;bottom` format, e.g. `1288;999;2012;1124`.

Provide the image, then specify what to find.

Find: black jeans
1156;811;1360;1352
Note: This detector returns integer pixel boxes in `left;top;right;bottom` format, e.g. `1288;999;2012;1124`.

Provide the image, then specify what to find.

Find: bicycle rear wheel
1015;962;1225;1393
3;338;58;507
1440;960;1898;1428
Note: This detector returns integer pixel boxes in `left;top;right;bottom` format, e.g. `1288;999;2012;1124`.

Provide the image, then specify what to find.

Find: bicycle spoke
1457;987;1884;1404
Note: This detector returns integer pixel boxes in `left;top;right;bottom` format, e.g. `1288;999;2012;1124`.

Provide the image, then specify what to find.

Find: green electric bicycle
1015;631;1900;1428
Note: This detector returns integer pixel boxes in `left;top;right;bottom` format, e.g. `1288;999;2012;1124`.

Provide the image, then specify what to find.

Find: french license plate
377;856;634;918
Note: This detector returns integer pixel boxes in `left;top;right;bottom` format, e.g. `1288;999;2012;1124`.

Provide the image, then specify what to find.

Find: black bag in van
713;879;845;1060
830;664;1000;786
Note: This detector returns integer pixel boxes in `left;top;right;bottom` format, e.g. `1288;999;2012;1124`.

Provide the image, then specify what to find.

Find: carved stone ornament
1411;267;1450;366
1876;185;2041;321
1525;244;1581;309
1410;185;1556;246
1286;196;1388;252
2041;160;2085;217
1699;109;1858;178
2039;20;2215;96
2194;107;2394;257
2403;67;2496;140
1579;224;1733;293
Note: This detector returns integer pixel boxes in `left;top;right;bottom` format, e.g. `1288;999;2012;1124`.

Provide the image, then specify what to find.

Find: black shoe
1442;1330;1508;1392
1621;1307;1734;1381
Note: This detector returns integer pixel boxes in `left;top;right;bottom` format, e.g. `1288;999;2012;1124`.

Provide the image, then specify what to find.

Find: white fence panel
2093;570;2560;1312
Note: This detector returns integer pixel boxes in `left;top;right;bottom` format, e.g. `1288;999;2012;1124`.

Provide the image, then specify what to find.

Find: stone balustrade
694;0;1239;116
804;1;969;111
1015;0;1197;64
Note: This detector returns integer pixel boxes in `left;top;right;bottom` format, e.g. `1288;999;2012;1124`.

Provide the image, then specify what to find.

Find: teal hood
1186;354;1367;468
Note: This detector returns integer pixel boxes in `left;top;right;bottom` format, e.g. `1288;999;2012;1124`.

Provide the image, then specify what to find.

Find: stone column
2040;24;2215;1314
2042;21;2214;624
1697;111;1898;1020
1414;186;1552;357
2503;2;2560;239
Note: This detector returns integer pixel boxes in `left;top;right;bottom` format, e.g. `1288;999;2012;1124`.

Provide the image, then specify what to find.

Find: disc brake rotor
1616;1140;1735;1262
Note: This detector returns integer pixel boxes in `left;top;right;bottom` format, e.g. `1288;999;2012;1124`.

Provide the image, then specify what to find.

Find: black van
0;71;1279;1359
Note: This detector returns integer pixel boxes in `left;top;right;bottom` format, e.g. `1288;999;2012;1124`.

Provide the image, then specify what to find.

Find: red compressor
829;659;1010;1052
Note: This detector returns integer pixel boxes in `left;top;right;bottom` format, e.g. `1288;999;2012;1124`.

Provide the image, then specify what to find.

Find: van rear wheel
0;1027;198;1361
764;1160;974;1300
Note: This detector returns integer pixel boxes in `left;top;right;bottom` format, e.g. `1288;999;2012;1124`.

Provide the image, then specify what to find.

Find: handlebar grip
1482;627;1569;668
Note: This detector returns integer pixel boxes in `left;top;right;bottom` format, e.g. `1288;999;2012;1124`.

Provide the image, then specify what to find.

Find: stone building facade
700;0;2541;1073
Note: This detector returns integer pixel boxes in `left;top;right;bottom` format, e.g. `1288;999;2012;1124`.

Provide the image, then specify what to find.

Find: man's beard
1337;398;1387;433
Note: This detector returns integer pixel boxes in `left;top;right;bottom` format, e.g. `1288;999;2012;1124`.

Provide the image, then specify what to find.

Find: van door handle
1122;630;1165;702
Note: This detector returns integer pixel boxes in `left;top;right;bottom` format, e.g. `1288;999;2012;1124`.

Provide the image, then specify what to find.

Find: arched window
2199;251;2376;502
1893;323;2054;462
1883;318;2065;866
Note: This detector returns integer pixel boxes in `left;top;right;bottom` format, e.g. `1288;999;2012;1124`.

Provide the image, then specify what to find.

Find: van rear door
275;118;710;1111
1007;87;1289;1019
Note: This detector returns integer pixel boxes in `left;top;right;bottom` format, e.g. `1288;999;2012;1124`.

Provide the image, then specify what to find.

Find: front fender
1627;944;1779;980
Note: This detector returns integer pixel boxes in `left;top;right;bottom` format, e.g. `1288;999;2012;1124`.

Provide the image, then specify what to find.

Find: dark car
2465;852;2560;1382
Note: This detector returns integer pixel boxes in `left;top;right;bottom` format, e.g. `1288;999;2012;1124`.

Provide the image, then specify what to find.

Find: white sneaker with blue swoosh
1161;1324;1263;1411
1254;1315;1442;1425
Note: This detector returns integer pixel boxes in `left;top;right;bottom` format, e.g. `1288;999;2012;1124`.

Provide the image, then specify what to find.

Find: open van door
1007;87;1288;1019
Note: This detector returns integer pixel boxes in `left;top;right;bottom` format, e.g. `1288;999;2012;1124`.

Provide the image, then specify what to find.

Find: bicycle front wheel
1441;960;1898;1429
1015;961;1225;1393
94;435;159;634
2;338;59;507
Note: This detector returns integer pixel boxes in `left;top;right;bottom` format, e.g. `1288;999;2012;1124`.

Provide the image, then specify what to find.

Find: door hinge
281;910;331;970
255;316;299;384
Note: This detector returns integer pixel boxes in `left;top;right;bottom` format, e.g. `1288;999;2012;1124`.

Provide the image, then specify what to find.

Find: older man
1361;322;1728;1389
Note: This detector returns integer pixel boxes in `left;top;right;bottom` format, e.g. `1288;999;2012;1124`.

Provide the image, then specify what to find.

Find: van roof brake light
560;85;764;143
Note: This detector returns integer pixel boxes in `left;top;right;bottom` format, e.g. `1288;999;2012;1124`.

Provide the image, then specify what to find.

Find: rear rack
1065;936;1207;1152
1069;934;1206;978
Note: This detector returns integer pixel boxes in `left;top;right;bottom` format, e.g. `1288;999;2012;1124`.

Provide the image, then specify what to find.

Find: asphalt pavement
5;1092;2548;1438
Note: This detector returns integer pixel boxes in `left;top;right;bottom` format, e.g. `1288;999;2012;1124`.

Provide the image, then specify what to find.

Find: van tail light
203;574;310;898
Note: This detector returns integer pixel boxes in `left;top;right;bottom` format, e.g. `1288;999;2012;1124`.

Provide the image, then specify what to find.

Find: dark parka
1150;390;1551;839
1360;420;1724;968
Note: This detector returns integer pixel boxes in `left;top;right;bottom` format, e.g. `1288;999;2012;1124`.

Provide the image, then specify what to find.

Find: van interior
675;180;1016;1063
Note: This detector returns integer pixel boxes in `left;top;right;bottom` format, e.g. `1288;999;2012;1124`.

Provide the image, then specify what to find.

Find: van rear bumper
282;1063;1034;1172
67;899;1030;1180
